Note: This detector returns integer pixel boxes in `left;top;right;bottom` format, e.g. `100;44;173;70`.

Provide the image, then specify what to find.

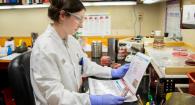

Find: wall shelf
0;1;137;10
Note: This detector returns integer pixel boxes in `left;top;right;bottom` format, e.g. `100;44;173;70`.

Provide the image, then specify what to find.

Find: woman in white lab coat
30;0;129;105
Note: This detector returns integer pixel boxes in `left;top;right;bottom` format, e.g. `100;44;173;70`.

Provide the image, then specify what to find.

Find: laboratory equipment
108;38;118;62
91;41;102;58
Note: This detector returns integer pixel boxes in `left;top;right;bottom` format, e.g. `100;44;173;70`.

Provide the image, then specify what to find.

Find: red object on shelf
189;54;195;60
100;56;111;66
187;72;195;95
43;0;49;3
1;88;16;105
172;51;188;57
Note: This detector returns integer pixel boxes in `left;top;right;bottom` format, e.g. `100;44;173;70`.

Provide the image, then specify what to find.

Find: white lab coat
4;40;15;51
30;24;112;105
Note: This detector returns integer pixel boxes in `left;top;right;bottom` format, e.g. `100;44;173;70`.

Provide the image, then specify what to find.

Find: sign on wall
79;13;111;36
166;1;181;37
182;5;195;29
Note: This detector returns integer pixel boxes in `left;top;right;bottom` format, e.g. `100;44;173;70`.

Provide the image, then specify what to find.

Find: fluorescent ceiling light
143;0;164;4
83;1;137;6
0;1;137;10
0;4;49;9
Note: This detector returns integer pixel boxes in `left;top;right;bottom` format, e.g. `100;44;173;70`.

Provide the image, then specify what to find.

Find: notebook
89;52;151;102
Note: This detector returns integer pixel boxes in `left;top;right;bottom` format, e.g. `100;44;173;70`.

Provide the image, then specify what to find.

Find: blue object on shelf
10;0;17;3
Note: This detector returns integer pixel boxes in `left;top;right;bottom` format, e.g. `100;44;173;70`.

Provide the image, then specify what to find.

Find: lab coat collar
47;24;67;45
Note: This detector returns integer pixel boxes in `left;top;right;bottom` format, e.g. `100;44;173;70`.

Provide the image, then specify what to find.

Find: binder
29;0;32;4
10;0;17;3
22;0;26;4
6;0;10;3
2;0;6;3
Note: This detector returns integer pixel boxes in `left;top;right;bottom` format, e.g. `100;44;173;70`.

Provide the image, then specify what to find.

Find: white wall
0;8;50;36
0;3;162;36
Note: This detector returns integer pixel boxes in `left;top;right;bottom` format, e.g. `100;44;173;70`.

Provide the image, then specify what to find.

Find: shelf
0;3;21;6
0;1;137;10
0;4;49;9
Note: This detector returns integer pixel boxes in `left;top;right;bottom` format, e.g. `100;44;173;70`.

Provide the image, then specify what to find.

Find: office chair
8;51;35;105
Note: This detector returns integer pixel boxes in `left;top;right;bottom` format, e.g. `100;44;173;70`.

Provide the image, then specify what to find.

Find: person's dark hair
7;37;14;41
48;0;86;22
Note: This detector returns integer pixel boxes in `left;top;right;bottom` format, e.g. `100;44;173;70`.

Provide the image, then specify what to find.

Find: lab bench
84;39;195;104
144;44;195;103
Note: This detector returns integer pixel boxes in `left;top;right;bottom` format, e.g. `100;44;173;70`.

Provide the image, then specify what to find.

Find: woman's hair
7;37;14;41
48;0;86;22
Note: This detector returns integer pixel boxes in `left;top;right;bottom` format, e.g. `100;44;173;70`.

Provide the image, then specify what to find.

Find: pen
79;57;84;75
115;80;122;90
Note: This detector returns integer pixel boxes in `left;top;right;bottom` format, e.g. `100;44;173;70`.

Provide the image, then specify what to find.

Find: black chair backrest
8;51;35;105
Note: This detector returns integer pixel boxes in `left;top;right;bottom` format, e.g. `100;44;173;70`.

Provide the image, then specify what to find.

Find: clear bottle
150;31;155;38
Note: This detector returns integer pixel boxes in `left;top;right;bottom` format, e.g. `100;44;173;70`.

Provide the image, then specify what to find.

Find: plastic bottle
150;31;155;38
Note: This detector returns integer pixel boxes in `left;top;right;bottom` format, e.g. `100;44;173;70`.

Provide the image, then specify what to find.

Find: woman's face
63;9;85;35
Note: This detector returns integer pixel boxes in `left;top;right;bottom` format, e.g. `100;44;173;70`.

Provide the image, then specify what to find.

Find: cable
148;66;151;92
155;80;159;104
139;17;142;36
133;6;137;36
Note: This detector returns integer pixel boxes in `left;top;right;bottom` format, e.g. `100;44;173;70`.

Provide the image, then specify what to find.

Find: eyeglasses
67;12;83;23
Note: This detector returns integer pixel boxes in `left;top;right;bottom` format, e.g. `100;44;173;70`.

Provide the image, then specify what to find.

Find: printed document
89;52;151;102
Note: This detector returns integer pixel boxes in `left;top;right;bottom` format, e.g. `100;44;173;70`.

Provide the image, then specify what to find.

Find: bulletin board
165;0;181;37
182;5;195;29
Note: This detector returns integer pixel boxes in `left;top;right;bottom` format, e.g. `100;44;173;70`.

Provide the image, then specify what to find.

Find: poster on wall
182;5;195;29
78;13;111;36
166;1;181;37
